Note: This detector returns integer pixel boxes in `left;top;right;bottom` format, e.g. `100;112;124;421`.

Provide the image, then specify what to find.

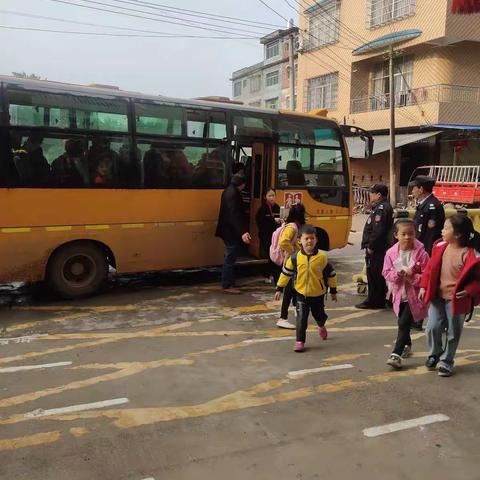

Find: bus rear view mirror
340;125;374;159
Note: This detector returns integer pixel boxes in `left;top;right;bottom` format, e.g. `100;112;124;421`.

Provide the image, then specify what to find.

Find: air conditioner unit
295;39;305;53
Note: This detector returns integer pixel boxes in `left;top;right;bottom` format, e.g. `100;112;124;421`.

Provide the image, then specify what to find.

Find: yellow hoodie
277;247;337;297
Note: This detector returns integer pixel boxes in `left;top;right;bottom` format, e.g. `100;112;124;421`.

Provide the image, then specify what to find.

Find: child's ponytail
449;213;480;250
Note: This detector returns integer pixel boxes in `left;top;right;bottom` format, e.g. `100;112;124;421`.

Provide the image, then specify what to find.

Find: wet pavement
0;218;479;480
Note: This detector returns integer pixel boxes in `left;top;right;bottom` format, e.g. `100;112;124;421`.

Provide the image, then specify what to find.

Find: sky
0;0;295;99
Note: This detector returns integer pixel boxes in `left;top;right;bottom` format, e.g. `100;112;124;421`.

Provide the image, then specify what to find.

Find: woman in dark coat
256;188;282;283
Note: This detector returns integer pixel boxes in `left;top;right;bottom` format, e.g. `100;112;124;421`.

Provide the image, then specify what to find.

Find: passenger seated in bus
192;149;225;186
166;150;192;187
143;143;169;187
86;137;118;179
286;160;306;186
117;143;141;187
51;139;89;187
17;133;51;186
93;155;114;186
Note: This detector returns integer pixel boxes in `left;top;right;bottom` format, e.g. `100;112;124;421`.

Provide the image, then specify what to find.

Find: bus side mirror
340;125;374;159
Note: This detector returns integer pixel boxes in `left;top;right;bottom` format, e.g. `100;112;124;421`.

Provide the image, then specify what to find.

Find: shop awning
432;124;480;130
346;131;441;158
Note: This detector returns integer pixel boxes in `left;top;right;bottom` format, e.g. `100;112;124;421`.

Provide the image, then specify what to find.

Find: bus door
248;142;271;257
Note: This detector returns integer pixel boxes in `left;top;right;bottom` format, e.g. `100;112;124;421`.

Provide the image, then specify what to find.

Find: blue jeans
221;243;241;289
426;299;465;370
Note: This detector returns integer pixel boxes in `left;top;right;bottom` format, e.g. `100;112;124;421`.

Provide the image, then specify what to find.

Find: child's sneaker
276;319;296;329
401;345;412;358
386;353;402;369
438;365;453;377
318;326;328;340
294;341;305;352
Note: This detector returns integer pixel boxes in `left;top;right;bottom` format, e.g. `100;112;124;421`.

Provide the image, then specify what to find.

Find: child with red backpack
420;214;480;377
270;203;306;329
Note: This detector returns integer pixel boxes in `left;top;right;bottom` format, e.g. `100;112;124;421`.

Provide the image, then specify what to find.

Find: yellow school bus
0;76;372;297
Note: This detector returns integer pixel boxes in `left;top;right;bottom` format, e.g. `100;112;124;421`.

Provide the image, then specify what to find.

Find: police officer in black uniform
356;184;394;310
409;175;445;256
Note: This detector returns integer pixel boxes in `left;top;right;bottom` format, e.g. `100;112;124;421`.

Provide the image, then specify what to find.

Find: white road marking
243;337;294;344
25;398;129;418
0;334;48;346
0;361;72;373
288;364;353;378
363;414;450;438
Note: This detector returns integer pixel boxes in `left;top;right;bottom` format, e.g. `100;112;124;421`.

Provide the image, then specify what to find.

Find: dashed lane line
363;414;450;438
0;361;72;373
25;398;129;418
287;364;354;378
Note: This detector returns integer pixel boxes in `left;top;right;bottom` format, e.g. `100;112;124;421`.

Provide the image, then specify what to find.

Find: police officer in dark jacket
215;174;251;294
356;184;394;309
409;175;445;256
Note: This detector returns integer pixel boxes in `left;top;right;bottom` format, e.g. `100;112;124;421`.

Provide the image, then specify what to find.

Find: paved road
1;221;479;480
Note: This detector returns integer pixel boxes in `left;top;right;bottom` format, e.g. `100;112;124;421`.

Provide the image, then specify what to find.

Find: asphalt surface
0;216;479;480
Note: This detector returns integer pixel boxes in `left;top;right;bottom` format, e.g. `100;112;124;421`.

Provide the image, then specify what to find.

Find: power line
0;9;261;37
47;0;261;38
257;0;290;24
0;25;260;39
74;0;267;35
113;0;283;30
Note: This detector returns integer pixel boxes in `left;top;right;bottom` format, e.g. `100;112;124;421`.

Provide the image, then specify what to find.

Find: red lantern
454;140;468;153
452;0;480;14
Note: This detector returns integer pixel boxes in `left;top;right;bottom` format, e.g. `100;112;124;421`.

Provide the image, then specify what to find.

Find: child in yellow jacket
275;224;338;352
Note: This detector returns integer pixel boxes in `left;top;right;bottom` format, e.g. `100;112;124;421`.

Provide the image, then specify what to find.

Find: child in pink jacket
382;219;430;369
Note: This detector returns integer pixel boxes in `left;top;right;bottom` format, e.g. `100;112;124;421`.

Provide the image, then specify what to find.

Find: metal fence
353;186;371;213
351;84;480;114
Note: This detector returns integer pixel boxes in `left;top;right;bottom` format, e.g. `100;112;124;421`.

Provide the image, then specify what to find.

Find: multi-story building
231;26;299;110
297;0;480;202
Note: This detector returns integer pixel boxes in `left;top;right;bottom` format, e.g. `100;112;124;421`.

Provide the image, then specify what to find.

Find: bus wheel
47;242;108;299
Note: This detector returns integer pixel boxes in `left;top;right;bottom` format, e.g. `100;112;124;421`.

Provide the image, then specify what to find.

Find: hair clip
469;232;474;240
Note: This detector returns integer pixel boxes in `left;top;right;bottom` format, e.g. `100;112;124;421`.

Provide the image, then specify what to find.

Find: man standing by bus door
356;184;394;310
215;174;252;294
409;175;445;330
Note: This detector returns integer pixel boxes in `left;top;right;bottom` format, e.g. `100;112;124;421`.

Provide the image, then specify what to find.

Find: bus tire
47;242;108;299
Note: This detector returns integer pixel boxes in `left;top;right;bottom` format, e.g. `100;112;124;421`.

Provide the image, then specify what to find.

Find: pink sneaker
319;326;328;340
294;341;305;352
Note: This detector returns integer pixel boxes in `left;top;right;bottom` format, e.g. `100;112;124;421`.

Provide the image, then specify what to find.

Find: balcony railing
350;84;480;114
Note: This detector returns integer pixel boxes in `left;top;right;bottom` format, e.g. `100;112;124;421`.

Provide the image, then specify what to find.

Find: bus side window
8;130;88;188
186;109;226;140
86;136;138;188
137;139;226;189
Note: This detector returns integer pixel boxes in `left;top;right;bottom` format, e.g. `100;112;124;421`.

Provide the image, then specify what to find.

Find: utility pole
389;45;396;206
288;19;296;111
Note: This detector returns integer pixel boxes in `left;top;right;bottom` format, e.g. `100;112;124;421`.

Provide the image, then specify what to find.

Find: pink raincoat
382;239;430;322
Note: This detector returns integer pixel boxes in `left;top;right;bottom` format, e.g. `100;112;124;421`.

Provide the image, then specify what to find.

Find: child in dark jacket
420;214;480;376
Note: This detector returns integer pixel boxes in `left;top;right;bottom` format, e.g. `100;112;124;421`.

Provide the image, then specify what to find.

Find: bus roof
0;75;338;128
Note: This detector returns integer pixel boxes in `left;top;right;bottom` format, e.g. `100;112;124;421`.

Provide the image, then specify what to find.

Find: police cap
408;175;436;191
370;183;388;197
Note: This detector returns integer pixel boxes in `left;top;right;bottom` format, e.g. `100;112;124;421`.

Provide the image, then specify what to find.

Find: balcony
350;84;480;114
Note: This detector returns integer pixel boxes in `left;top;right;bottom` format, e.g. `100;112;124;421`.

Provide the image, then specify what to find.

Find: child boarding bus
0;76;373;298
